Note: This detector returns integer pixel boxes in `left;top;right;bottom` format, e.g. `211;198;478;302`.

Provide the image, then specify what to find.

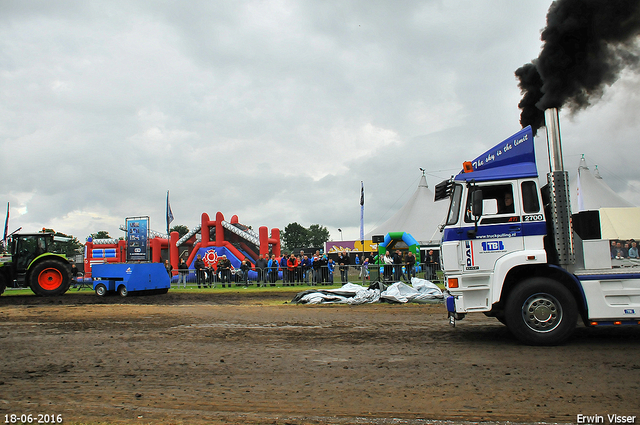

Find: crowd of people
164;248;442;288
611;240;639;260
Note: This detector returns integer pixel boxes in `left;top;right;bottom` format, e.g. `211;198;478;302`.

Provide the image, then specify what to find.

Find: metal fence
170;262;442;288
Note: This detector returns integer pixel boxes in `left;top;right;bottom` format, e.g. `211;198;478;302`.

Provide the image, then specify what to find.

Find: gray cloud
1;1;639;242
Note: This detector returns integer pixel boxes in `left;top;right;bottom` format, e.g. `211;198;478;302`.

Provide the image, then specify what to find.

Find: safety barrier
169;262;442;288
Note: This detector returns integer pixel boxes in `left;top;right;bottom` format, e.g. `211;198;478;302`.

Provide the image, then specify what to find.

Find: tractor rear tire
30;259;72;296
0;274;6;296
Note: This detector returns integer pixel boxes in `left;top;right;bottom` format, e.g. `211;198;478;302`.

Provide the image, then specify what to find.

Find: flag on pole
166;191;174;234
359;181;364;243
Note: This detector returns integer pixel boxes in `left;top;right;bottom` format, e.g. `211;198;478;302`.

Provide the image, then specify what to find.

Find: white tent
571;155;634;212
365;174;448;245
571;156;640;240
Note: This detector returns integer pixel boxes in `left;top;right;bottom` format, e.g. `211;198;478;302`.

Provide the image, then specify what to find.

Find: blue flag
166;191;174;233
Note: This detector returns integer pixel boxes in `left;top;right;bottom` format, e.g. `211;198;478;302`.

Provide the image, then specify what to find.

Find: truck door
461;183;524;274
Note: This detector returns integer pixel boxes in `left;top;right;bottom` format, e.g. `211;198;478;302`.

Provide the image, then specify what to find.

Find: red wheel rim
38;268;63;291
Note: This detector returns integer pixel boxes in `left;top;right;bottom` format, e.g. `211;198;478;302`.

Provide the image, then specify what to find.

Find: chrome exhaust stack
544;108;574;267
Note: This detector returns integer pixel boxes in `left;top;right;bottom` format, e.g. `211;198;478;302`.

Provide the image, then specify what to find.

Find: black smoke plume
516;0;640;134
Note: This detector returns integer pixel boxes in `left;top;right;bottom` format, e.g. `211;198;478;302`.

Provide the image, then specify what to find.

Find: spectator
194;254;206;288
629;242;639;259
268;255;279;285
178;258;188;288
406;251;416;279
287;253;298;286
362;257;370;280
393;250;403;281
240;258;251;286
338;252;350;284
165;260;173;286
383;251;393;282
256;254;268;286
327;258;335;284
280;255;289;284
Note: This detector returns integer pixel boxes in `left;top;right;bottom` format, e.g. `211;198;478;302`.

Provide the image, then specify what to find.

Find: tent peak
418;174;428;188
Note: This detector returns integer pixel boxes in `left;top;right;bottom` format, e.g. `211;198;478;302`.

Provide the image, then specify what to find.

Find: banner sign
125;216;149;261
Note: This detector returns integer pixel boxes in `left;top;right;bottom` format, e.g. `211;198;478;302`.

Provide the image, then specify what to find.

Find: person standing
392;250;402;281
287;253;298;286
406;251;416;280
194;254;206;288
240;258;251;286
339;252;350;284
178;258;188;288
256;254;268;286
383;251;393;282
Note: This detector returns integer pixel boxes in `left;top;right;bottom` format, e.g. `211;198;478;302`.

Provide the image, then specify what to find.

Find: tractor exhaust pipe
544;108;574;267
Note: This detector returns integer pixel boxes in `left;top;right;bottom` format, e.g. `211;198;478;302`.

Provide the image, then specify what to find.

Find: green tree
307;224;330;248
90;231;112;240
282;222;309;252
170;224;189;238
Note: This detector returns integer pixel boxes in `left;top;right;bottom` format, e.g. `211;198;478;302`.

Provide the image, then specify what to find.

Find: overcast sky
2;0;640;243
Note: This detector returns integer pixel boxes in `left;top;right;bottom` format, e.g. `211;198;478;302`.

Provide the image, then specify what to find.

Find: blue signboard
126;216;149;261
455;126;537;182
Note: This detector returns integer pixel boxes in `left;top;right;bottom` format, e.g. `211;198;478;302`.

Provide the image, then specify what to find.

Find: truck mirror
472;190;483;217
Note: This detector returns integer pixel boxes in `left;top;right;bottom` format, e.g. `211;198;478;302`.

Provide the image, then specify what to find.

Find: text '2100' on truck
435;108;640;345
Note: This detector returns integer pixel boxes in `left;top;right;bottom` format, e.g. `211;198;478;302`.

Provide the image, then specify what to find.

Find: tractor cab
0;233;72;296
11;233;54;271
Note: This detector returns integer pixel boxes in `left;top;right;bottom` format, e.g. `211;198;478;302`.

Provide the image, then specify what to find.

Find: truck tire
118;284;128;297
95;283;107;297
29;259;72;296
504;277;577;346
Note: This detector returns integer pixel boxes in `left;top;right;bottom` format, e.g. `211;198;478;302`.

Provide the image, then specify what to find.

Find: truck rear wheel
118;284;128;297
505;277;577;346
30;259;71;296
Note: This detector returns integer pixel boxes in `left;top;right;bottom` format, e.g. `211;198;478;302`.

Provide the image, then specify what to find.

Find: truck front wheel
505;277;577;346
30;259;72;296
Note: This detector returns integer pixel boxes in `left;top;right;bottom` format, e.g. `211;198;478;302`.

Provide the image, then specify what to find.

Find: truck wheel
95;283;107;297
30;259;71;296
118;285;128;297
504;277;577;346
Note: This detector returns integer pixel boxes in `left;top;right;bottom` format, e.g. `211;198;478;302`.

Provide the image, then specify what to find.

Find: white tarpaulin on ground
291;279;443;305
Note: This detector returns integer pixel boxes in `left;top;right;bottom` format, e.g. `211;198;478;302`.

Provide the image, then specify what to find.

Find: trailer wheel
117;284;128;297
95;283;107;297
30;259;71;296
505;277;577;346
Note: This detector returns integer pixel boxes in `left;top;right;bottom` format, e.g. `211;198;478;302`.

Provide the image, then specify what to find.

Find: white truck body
437;119;640;345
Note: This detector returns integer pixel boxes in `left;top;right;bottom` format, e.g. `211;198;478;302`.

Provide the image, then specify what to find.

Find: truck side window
446;184;463;225
464;184;514;222
521;181;540;213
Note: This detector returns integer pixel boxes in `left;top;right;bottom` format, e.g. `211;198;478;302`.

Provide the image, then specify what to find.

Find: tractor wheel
29;259;71;296
95;283;107;297
504;277;577;346
118;284;128;297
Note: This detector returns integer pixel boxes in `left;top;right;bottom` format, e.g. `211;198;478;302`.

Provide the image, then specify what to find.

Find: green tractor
0;233;73;296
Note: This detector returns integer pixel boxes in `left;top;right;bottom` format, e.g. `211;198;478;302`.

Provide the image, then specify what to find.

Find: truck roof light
462;161;473;173
448;278;459;288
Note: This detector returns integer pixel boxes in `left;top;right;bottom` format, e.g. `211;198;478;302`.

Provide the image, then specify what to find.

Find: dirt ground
1;291;639;425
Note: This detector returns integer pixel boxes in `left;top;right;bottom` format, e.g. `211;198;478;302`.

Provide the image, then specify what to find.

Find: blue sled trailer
92;263;170;297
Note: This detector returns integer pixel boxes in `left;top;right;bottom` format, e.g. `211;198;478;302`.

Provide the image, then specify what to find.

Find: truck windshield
446;184;463;225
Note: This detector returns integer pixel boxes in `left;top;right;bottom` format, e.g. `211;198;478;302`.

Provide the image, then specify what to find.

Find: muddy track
0;292;638;424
